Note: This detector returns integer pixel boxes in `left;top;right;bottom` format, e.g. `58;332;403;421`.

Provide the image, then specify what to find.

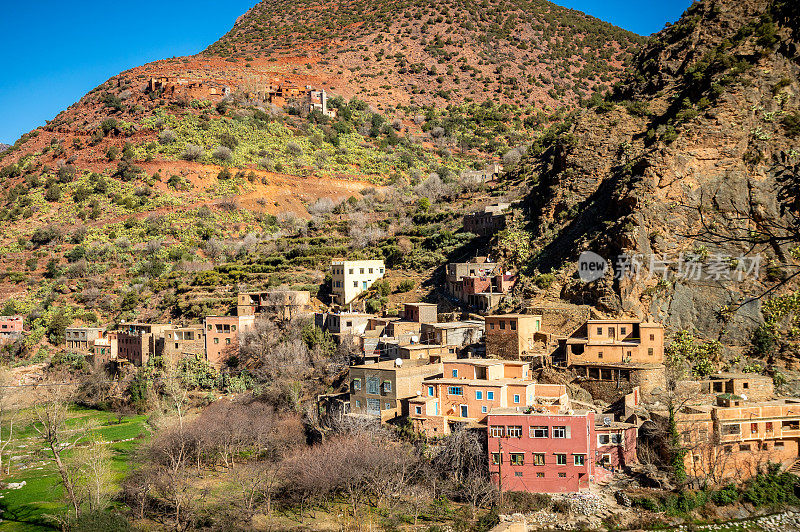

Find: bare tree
0;370;19;475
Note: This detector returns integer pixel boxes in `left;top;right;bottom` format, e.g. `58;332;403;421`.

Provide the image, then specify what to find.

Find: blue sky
0;0;693;145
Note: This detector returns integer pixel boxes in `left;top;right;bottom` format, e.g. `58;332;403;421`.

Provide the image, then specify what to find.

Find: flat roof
449;358;528;366
427;321;484;329
351;358;436;370
405;302;438;307
572;362;665;370
489;407;590;416
486;314;542;319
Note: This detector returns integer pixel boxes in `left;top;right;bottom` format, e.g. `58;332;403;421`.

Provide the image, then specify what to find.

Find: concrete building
330;259;386;305
204;316;256;367
488;409;597;493
463;203;511;236
409;359;568;436
0;316;23;340
445;259;515;312
237;290;312;320
485;314;543;360
460;163;504;184
676;395;800;483
559;319;666;398
91;337;114;365
162;325;206;364
65;327;106;351
349;359;444;422
113;322;170;366
677;372;775;403
316;312;372;337
420;321;484;347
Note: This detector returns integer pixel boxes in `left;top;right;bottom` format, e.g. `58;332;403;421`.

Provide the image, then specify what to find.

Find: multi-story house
91;337;114;365
349;359;444;422
113;322;170;366
204;316;256;367
463;204;511;236
330;259;385;305
420;321;484;347
0;316;23;340
487;407;637;493
65;327;106;351
676;394;800;483
162;325;206;364
445;259;515;313
237;290;312;320
485;314;542;359
402;303;438;323
559;319;665;398
409;359;568;436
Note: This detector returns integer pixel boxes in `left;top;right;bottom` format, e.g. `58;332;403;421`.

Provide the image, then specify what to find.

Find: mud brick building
420;320;484;347
559;319;666;398
485;314;543;359
463;203;511;236
409;359;568;436
65;327;106;351
204;315;255;367
675;395;800;483
112;322;170;366
162;325;206;364
237;290;312;320
330;259;385;305
349;359;444;422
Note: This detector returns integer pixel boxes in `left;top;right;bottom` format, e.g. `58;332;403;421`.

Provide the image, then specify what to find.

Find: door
460;405;468;418
367;398;381;416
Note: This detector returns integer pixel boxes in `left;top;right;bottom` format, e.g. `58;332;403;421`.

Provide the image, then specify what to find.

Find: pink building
204;315;255;367
487;408;637;493
0;315;23;339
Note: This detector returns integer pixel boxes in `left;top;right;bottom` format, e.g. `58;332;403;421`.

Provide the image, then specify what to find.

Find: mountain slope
205;0;645;109
506;0;800;358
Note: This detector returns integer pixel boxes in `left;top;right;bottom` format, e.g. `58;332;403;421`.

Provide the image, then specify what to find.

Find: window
385;403;391;409
231;325;237;332
601;454;611;464
355;400;361;408
225;338;231;345
452;369;458;378
552;426;570;438
743;382;749;389
513;394;520;404
510;321;516;330
766;422;774;432
515;472;524;477
608;327;614;337
476;390;483;400
490;426;504;438
536;472;545;478
353;281;358;287
555;453;567;465
447;386;463;396
776;442;785;449
598;351;603;359
510;453;524;466
491;453;502;465
531;426;548;438
487;391;495;400
346;321;353;327
352;379;361;391
650;334;655;341
751;423;758;434
648;348;654;356
369;268;373;274
380;268;384;274
460;405;468;417
490;323;495;330
722;424;741;435
507;426;523;438
499;321;505;330
558;472;566;478
597;327;603;335
574;454;585;466
611;434;622;444
620;327;626;335
533;453;545;466
383;381;392;393
481;406;488;414
598;434;610;445
367;376;379;394
415;406;422;415
349;269;353;274
428;386;435;397
213;338;219;344
739;444;751;452
208;325;212;331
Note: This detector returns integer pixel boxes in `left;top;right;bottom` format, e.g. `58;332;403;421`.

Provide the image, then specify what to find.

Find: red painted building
487;408;638;493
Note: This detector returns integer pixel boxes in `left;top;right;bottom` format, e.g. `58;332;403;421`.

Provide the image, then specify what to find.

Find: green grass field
0;407;148;531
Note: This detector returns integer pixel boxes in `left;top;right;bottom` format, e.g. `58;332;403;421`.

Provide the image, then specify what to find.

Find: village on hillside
0;196;793;504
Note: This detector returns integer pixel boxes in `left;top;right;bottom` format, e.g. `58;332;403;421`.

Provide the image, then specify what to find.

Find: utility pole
498;439;503;499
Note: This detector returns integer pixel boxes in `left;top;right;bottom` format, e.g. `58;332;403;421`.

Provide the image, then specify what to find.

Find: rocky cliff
510;0;800;357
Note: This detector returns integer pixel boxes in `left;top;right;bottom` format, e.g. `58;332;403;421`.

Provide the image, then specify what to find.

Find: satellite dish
741;393;748;401
603;417;612;426
395;358;403;367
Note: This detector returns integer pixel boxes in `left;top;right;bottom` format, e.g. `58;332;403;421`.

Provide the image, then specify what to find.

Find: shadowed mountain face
510;0;800;353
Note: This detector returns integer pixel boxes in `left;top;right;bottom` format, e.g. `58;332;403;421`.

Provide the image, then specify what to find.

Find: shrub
158;129;177;144
181;144;203;161
397;279;415;292
45;183;62;202
373;279;391;297
741;464;800;507
218;132;239;149
106;146;119;160
782;112;800;138
212;146;232;161
113;161;143;182
217;167;232;180
499;491;551;513
31;225;61;245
